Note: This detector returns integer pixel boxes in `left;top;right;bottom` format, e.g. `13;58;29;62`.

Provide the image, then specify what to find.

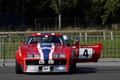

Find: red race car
15;32;102;74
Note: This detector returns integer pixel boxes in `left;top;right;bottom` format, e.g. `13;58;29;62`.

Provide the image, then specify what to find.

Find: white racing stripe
49;43;55;60
37;43;44;60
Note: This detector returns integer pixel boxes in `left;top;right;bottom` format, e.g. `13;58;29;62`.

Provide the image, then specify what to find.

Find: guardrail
0;31;120;66
0;30;114;37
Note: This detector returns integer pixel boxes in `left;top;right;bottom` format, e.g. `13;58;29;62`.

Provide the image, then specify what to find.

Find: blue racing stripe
41;43;52;60
42;49;50;60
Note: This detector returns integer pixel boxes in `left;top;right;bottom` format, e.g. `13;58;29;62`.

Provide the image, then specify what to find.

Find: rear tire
15;60;22;74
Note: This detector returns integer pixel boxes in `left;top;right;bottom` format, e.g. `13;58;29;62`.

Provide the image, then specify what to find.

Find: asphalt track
0;62;120;80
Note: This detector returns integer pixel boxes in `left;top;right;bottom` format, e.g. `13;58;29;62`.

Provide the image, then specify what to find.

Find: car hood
25;43;67;60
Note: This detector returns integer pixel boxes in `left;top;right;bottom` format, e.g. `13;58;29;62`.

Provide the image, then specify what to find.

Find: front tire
15;60;22;74
69;61;76;74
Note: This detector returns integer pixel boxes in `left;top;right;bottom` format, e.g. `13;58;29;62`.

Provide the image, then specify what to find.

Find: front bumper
26;65;66;73
23;58;68;73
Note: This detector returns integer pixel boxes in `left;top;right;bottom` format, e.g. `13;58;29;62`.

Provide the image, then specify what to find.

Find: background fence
35;17;108;31
0;30;120;66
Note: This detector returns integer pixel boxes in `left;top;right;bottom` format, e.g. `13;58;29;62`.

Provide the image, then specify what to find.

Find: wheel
15;60;22;74
69;61;76;74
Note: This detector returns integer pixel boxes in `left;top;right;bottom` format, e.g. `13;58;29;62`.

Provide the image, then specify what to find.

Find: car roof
30;32;62;36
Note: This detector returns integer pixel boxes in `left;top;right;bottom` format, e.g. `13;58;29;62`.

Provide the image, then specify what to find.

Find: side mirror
74;40;79;48
74;36;80;48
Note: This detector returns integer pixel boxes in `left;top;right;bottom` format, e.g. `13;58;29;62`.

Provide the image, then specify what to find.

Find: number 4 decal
83;49;89;58
78;48;93;59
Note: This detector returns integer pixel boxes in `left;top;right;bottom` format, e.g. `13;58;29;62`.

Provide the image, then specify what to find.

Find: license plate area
42;66;50;72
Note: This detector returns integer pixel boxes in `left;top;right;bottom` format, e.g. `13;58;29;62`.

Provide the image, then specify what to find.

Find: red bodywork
15;33;102;73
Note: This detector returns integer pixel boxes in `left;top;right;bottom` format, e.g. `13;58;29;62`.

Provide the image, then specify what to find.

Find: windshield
26;36;65;44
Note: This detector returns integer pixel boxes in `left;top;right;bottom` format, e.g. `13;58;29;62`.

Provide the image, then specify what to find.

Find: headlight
53;54;66;58
27;54;33;58
27;54;40;58
34;54;40;58
59;54;66;58
53;54;59;58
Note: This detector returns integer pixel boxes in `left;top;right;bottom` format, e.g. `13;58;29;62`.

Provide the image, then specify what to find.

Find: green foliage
0;0;120;27
50;0;78;14
101;0;120;25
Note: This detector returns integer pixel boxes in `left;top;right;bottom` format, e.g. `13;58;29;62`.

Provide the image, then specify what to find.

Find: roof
30;32;62;36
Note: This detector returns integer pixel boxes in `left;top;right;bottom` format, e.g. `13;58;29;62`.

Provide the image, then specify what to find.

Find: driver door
74;43;102;63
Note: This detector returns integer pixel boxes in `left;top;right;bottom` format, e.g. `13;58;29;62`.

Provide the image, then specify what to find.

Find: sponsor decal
57;66;65;70
42;66;50;72
29;66;34;70
26;66;39;72
42;43;51;46
41;47;51;50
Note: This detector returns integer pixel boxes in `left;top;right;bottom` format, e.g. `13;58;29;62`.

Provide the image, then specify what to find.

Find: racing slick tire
69;61;76;74
15;60;22;74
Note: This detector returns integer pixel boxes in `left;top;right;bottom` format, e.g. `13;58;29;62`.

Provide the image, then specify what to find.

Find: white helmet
63;35;70;42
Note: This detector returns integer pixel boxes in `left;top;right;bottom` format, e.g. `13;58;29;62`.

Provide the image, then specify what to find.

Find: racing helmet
63;35;70;42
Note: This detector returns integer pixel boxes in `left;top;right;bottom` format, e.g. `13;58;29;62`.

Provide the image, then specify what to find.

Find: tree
50;0;78;30
101;0;120;25
82;0;120;26
82;0;106;26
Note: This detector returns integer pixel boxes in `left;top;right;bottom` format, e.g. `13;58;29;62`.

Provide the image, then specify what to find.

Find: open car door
62;35;102;63
74;42;102;63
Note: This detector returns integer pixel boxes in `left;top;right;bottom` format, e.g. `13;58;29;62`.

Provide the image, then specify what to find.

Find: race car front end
23;53;69;73
15;33;77;74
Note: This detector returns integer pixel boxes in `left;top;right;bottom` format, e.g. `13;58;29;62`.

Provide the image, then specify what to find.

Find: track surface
0;62;120;80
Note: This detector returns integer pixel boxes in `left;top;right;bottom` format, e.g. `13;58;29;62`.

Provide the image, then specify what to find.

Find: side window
26;37;32;44
26;36;41;44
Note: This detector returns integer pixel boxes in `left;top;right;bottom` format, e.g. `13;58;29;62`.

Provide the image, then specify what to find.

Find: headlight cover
27;54;33;58
53;53;66;58
34;54;40;58
27;53;40;58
